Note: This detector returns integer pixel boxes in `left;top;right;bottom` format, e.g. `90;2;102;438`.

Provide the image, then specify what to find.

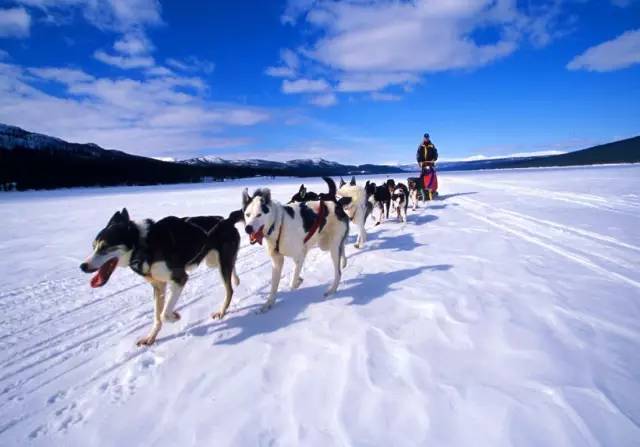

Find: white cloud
282;78;330;94
94;49;155;69
28;67;95;83
0;7;31;38
300;0;520;74
567;29;640;72
309;92;337;107
15;0;162;32
370;92;401;102
166;57;215;74
337;72;419;92
0;62;271;157
265;48;300;78
273;0;582;102
113;32;154;55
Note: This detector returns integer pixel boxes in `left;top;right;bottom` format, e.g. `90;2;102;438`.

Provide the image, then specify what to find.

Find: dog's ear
108;210;121;226
365;180;370;188
339;177;346;187
350;176;356;186
261;188;272;205
120;208;130;222
242;188;251;209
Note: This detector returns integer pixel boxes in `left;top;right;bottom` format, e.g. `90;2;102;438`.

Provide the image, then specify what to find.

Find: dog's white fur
243;189;349;311
337;183;369;248
391;187;408;223
408;182;420;211
83;220;239;346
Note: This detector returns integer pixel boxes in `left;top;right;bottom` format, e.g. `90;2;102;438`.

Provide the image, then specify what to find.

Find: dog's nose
245;225;253;235
80;262;90;273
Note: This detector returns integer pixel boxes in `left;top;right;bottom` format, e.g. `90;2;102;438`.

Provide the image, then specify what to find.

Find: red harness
303;200;327;243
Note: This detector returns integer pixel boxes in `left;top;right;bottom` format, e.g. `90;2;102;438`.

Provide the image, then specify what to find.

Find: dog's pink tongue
90;258;118;288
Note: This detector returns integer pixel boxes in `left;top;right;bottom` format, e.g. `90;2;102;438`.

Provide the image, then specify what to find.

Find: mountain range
0;123;638;191
0;124;401;190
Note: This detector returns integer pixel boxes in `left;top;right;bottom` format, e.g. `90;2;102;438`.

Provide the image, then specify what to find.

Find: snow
1;165;639;446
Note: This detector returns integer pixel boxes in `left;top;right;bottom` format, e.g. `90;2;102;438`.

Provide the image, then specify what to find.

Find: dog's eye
245;213;250;218
256;213;262;218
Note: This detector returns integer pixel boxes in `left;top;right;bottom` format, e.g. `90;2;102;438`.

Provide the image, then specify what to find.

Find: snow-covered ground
1;165;639;446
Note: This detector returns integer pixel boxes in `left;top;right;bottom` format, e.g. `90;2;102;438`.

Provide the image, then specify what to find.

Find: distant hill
0;124;401;191
396;136;640;173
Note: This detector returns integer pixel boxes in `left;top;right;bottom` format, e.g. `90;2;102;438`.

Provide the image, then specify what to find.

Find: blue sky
0;0;639;164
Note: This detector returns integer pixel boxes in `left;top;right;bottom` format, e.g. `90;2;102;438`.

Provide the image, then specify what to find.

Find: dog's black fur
80;208;243;346
288;177;338;204
365;180;392;225
339;176;357;188
391;183;409;219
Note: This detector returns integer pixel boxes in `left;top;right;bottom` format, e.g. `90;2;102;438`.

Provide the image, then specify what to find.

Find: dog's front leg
137;282;166;346
162;274;186;322
290;254;305;290
262;253;284;312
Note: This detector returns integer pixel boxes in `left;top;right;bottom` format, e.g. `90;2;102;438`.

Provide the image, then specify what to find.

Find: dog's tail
321;176;337;201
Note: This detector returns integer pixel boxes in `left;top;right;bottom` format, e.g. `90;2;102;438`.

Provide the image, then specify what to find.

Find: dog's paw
211;310;226;320
290;277;303;290
323;288;337;298
135;336;156;347
163;311;181;323
259;301;274;313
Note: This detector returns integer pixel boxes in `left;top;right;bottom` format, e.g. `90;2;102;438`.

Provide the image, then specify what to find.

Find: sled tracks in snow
458;197;640;291
0;243;271;441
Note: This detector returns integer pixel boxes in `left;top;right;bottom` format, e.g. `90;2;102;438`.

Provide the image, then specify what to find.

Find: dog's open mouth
90;258;118;288
249;225;265;245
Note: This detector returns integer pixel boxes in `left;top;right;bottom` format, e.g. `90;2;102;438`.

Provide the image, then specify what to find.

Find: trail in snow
0;165;639;446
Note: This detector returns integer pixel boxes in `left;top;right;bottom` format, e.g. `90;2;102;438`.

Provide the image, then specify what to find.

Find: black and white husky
80;208;243;346
338;176;371;248
242;177;349;311
365;179;394;226
407;177;421;211
391;183;409;222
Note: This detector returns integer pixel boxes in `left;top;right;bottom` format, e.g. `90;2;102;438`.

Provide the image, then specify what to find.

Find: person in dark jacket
416;133;438;200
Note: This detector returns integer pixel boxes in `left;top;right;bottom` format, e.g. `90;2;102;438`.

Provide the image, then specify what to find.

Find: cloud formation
272;0;580;105
567;29;640;72
0;61;270;157
0;7;31;38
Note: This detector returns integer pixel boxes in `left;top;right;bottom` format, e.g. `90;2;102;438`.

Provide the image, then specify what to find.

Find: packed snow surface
1;165;639;446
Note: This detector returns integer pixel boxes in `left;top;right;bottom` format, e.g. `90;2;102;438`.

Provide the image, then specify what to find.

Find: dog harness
267;201;327;254
303;200;327;244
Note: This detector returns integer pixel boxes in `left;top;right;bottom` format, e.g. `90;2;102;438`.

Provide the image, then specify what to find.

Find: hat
423;133;430;139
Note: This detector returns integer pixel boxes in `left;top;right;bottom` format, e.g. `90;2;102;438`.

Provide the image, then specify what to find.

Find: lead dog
242;177;349;311
80;208;242;346
338;176;371;248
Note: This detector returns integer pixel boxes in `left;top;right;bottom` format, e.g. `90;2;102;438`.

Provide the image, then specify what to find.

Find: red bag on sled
422;168;438;193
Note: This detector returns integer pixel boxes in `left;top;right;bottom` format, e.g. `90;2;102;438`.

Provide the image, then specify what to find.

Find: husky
407;178;421;211
288;181;338;204
80;208;243;346
288;183;319;204
391;183;410;222
338;176;371;248
365;179;394;226
242;177;349;311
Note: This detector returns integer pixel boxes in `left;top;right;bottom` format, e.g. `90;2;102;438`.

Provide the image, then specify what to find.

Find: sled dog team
80;176;424;346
